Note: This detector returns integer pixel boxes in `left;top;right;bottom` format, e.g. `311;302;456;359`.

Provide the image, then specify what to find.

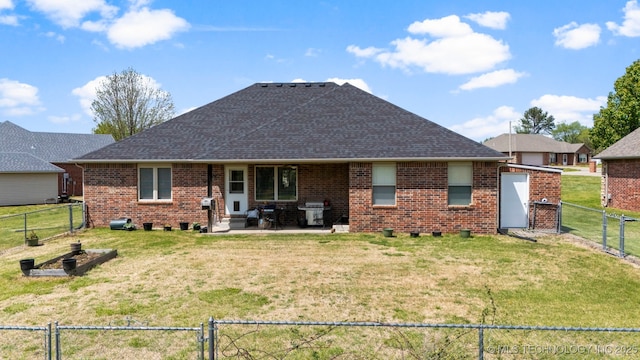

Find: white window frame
372;163;396;206
448;162;472;206
255;165;298;201
138;164;172;201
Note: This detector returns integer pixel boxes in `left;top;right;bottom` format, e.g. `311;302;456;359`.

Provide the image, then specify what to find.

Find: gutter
72;156;511;164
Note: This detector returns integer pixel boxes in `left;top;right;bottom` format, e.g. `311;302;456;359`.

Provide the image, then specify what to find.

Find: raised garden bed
20;247;117;277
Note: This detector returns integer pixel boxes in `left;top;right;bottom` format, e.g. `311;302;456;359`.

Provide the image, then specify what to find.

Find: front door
500;172;529;229
225;165;248;216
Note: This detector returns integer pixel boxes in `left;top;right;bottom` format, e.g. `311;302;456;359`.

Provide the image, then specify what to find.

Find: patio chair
245;207;260;228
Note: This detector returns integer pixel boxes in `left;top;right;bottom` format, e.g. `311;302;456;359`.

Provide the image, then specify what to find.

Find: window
579;153;588;163
229;170;245;193
373;163;396;206
139;165;172;201
448;162;472;206
255;166;297;201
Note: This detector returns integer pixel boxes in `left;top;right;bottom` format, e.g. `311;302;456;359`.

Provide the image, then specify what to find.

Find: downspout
207;164;213;233
602;161;609;207
74;163;86;229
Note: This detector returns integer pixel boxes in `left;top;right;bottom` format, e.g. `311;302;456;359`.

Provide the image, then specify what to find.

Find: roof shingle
77;82;508;162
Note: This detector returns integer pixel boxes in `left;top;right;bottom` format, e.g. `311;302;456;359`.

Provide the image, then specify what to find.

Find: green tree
91;68;175;141
551;121;588;143
514;107;555;134
591;59;640;152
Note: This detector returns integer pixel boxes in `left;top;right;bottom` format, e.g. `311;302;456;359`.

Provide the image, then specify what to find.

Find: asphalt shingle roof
595;127;640;159
0;121;115;163
0;152;63;173
77;82;507;162
483;133;585;153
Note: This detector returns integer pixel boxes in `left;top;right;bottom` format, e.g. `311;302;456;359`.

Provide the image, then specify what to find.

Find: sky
1;0;640;142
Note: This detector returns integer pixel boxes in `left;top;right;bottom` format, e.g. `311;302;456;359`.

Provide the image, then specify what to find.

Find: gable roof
595;127;640;160
483;133;586;153
0;153;63;173
0;121;115;163
76;82;508;163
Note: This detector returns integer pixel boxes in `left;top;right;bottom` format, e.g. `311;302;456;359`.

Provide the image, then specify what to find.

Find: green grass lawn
1;177;639;358
1;227;640;357
561;175;640;257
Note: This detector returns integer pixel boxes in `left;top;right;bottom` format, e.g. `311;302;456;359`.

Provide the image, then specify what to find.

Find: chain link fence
2;320;639;359
210;319;640;359
0;203;84;252
559;202;639;258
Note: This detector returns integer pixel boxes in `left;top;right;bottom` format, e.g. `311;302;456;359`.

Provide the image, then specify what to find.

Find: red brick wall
83;163;215;228
349;161;499;234
504;166;561;230
53;163;84;196
245;163;349;225
602;159;640;212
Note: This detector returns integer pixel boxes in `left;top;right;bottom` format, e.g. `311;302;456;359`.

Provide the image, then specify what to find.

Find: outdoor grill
298;201;329;227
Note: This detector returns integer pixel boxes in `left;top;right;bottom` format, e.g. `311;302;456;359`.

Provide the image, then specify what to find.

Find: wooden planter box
22;249;117;277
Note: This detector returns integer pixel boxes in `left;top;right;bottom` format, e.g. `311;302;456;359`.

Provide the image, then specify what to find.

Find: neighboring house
0;121;115;206
483;133;591;166
594;127;640;212
75;82;561;234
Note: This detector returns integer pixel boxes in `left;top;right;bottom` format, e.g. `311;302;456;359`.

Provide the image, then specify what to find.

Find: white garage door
0;173;58;206
521;153;544;166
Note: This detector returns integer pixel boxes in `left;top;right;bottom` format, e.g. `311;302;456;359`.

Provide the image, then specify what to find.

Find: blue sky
2;0;640;141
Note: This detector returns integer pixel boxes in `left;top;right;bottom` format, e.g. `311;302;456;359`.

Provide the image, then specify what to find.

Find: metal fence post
47;322;52;360
602;210;607;251
68;204;73;234
24;213;27;242
208;317;215;360
199;322;205;360
55;321;60;360
620;215;625;258
478;326;483;360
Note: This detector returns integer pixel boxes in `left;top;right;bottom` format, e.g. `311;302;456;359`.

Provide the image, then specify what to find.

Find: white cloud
45;31;65;42
325;78;372;93
0;78;42;116
553;22;601;49
607;0;640;37
530;94;606;126
26;1;189;49
0;14;17;25
348;15;510;75
107;7;189;49
458;69;526;91
464;11;510;30
0;0;13;10
408;15;473;37
450;105;520;141
72;73;164;116
49;113;81;124
0;0;17;25
346;45;383;58
305;48;321;57
26;0;118;28
71;76;106;116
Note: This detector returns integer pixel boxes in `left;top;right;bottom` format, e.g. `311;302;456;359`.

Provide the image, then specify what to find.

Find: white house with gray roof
0;121;114;205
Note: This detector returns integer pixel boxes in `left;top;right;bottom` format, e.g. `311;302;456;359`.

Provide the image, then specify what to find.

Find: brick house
484;133;591;166
0;121;114;205
76;82;520;234
595;127;640;212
